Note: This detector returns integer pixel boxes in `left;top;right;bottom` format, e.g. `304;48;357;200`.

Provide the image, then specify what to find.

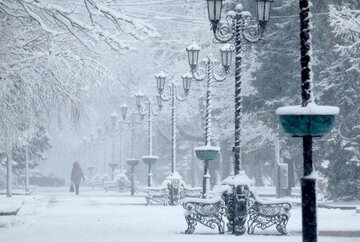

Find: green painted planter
127;159;139;167
279;115;336;137
195;146;220;161
142;155;158;166
277;105;339;137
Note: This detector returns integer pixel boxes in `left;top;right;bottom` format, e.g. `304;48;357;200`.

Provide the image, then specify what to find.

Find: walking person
70;161;85;195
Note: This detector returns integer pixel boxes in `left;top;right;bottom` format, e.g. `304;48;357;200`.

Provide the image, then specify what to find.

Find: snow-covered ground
1;187;359;242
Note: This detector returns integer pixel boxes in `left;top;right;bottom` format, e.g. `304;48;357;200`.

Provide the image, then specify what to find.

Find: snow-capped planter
194;146;220;161
141;155;158;166
161;172;184;187
221;170;252;187
276;104;339;137
126;159;139;167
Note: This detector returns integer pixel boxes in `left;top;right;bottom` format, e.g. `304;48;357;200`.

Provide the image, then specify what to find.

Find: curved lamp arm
213;10;265;44
212;13;235;43
191;61;207;81
175;84;189;102
159;85;172;102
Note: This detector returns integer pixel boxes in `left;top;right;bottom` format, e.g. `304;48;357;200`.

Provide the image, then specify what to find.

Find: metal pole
191;143;195;188
275;136;281;198
171;83;176;174
103;140;106;173
234;12;243;175
131;115;135;158
120;122;124;173
131;165;135;196
112;132;115;164
299;0;317;241
203;59;213;197
148;102;153;156
148;102;153;187
147;164;152;187
88;143;91;169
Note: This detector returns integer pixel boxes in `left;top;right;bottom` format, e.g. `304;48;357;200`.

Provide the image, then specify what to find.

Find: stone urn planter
276;104;339;137
194;146;220;161
126;159;139;167
142;155;158;166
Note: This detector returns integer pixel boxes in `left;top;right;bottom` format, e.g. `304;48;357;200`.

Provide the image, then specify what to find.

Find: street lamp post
135;92;161;187
206;0;273;235
108;111;118;180
156;72;192;205
275;0;339;241
121;104;142;195
186;40;229;197
96;127;103;174
206;0;273;176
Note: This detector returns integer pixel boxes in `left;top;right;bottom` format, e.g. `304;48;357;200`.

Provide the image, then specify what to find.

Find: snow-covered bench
103;181;117;192
182;197;227;234
144;187;169;205
247;192;291;235
182;187;202;198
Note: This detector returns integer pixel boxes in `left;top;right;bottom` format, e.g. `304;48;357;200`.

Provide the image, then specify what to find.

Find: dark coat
71;163;84;185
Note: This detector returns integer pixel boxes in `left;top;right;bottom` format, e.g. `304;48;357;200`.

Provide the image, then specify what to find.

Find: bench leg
185;215;196;234
276;215;289;235
145;196;152;206
217;215;225;234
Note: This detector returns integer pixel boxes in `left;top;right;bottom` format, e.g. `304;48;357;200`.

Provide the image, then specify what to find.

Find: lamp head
181;73;192;95
155;71;167;94
220;44;233;73
206;0;224;31
110;111;118;129
135;91;144;109
120;104;128;121
186;40;201;71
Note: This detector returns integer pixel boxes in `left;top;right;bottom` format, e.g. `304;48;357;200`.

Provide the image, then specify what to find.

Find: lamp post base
301;176;317;242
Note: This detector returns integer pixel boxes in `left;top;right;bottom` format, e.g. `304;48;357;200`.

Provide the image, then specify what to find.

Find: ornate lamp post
276;0;339;241
121;104;142;195
156;71;192;205
101;122;110;174
108;111;118;180
135;91;162;187
206;0;273;235
96;127;103;174
186;40;230;197
206;0;273;176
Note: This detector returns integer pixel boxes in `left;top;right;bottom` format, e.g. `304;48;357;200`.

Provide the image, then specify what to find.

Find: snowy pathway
1;188;359;242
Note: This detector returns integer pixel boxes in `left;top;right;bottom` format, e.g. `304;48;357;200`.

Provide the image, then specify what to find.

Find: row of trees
0;0;158;196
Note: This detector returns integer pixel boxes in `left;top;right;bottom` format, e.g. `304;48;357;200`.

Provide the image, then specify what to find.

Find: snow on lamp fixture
256;0;273;23
110;111;117;129
135;91;144;108
220;44;233;72
155;71;166;94
206;0;224;30
120;104;128;121
182;73;192;95
186;40;201;71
